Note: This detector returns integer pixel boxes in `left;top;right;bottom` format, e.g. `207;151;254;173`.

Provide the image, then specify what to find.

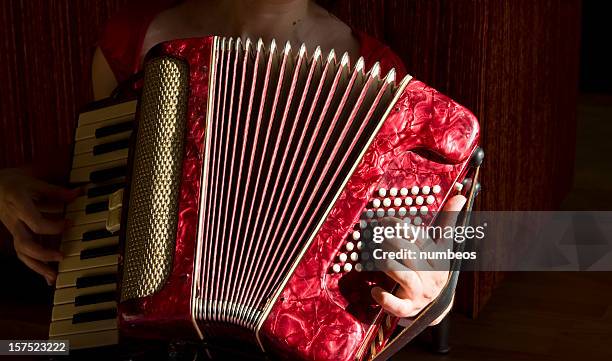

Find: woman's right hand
0;168;80;285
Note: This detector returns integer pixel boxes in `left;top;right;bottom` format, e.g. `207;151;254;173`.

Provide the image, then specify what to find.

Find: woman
0;0;463;325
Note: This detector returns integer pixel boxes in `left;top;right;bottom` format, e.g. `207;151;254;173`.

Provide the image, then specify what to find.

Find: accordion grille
193;37;401;333
121;57;189;301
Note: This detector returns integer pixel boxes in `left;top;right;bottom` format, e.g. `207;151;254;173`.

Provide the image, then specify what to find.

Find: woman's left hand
371;195;466;325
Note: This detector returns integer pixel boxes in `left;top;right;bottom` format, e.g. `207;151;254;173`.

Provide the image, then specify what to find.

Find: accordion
50;36;482;361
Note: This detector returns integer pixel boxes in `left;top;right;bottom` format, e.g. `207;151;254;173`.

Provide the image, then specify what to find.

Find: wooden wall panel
1;0;581;317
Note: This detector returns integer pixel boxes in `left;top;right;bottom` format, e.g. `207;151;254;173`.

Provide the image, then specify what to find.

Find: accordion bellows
118;36;480;361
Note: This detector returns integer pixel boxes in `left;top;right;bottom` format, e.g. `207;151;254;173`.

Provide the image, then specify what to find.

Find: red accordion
50;36;481;361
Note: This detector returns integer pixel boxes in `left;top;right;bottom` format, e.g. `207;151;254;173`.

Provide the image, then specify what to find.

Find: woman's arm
92;47;118;101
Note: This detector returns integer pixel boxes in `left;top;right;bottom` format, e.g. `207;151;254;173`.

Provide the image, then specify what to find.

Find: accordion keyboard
48;100;136;349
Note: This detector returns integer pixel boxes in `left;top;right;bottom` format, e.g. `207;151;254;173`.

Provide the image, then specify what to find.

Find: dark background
0;0;610;359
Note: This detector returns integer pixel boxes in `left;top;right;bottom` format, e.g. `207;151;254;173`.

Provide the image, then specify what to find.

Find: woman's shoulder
354;30;407;78
98;0;177;84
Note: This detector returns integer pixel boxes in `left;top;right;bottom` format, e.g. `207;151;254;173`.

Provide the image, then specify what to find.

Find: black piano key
95;121;133;138
87;182;124;198
72;308;117;324
85;201;108;214
74;291;115;307
89;166;127;183
82;229;113;242
92;138;130;156
80;244;119;260
76;273;117;289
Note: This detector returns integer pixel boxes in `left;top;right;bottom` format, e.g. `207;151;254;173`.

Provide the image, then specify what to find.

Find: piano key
92;138;130;156
60;237;118;258
85;201;108;214
50;329;118;350
76;273;117;289
77;100;136;127
66;210;108;226
62;221;107;242
80;244;119;260
87;182;125;199
70;160;126;183
52;301;116;321
72;148;128;169
75;116;133;141
73;308;117;324
58;254;118;273
82;228;114;242
49;318;116;337
56;264;117;288
89;165;127;183
74;131;131;155
95;121;134;138
75;291;116;307
54;283;116;305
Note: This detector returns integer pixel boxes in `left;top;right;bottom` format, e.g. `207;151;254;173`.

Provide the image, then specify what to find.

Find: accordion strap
372;165;481;361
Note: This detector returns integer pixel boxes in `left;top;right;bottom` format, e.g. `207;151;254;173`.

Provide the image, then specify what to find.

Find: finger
381;237;433;272
371;286;420;318
17;253;57;285
435;195;467;229
34;200;65;214
381;258;424;299
31;180;82;202
12;194;67;234
12;221;63;262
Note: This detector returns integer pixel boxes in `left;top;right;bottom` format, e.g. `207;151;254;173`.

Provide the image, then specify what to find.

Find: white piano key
50;329;118;350
58;254;118;273
66;210;108;226
56;264;118;288
72;149;129;169
74;131;132;155
70;159;126;183
77;100;137;127
67;194;108;213
53;283;116;305
49;318;117;337
60;236;119;257
52;301;117;321
62;221;108;242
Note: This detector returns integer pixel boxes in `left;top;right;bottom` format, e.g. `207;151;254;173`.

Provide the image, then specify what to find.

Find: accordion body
58;36;481;360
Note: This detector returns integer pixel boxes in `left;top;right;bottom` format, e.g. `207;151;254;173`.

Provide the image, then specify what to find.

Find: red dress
98;2;407;86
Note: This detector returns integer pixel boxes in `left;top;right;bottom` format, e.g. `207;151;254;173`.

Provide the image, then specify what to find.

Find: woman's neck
200;0;312;42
